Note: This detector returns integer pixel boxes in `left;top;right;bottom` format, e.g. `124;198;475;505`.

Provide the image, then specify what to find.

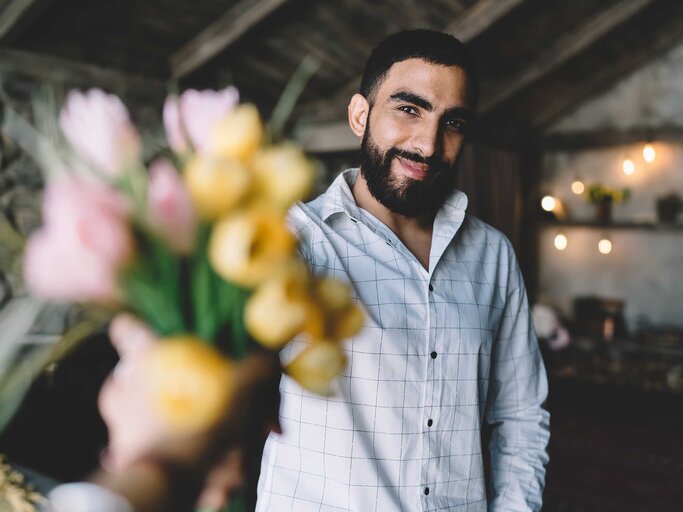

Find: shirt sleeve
45;482;134;512
485;247;550;512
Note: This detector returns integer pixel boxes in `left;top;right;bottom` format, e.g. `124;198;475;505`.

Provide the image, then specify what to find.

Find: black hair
359;29;478;109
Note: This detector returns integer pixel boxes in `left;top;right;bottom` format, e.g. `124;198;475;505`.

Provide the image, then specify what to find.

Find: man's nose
410;120;441;159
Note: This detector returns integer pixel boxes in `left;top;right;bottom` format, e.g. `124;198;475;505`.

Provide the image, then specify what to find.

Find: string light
622;158;635;176
598;238;612;255
643;143;655;163
571;179;585;195
541;195;556;212
554;233;568;251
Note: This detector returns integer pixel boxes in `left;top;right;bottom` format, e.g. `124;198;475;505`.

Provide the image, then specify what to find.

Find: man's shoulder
460;213;515;253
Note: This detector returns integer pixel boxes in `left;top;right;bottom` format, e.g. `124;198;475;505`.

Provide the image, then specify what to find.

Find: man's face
358;58;471;218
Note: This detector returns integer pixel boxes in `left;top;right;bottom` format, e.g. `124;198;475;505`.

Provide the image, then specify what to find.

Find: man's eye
398;105;418;115
446;119;467;132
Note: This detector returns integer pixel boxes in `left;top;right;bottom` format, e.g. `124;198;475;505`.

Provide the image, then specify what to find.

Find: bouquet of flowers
1;85;363;508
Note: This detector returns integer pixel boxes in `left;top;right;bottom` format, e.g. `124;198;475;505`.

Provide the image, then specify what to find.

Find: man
257;29;550;511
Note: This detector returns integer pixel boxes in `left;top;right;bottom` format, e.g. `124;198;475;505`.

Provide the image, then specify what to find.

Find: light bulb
541;195;556;212
554;233;568;251
598;238;612;255
622;158;635;176
571;180;585;195
643;143;655;163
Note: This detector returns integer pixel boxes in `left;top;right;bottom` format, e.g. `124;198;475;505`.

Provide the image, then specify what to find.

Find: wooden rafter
0;0;44;39
0;47;166;95
170;0;291;79
480;0;654;113
445;0;526;41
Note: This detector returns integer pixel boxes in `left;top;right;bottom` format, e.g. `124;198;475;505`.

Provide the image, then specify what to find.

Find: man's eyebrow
389;91;433;111
389;91;473;120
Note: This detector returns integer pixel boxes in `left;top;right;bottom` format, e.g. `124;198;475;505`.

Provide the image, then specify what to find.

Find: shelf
540;220;683;231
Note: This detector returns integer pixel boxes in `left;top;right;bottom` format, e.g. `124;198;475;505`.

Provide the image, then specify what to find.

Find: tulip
143;337;234;434
305;278;364;341
285;341;347;396
208;104;263;162
245;262;311;349
251;144;315;209
147;159;196;254
163;86;239;154
24;177;133;304
59;89;140;177
209;209;296;288
183;155;251;220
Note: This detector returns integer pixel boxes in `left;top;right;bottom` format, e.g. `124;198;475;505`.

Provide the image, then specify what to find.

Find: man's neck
351;172;434;270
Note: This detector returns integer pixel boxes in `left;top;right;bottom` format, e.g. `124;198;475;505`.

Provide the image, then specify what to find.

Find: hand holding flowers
12;85;364;509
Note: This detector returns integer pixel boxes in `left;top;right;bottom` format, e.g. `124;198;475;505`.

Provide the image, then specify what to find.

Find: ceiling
2;0;683;148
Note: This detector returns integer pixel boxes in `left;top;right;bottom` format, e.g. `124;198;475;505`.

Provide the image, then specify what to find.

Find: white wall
539;41;683;331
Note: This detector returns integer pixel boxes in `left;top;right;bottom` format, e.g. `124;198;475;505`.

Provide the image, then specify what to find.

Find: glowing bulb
541;195;556;212
622;158;635;176
554;233;568;251
571;180;585;195
643;143;655;163
598;238;612;255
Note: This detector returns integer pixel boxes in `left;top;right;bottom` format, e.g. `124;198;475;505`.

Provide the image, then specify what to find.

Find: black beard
359;123;459;218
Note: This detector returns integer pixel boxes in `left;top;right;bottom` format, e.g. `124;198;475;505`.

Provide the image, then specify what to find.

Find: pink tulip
163;86;239;154
146;159;196;254
24;177;133;304
59;89;141;177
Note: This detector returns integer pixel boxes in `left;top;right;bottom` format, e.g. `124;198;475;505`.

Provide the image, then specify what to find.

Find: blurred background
0;0;682;510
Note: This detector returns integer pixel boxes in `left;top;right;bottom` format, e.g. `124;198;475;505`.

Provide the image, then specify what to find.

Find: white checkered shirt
256;169;550;511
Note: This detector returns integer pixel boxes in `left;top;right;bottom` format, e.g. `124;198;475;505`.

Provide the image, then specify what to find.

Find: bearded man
257;29;550;511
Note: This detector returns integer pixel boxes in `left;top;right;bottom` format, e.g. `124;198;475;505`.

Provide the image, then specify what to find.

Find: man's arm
485;250;550;512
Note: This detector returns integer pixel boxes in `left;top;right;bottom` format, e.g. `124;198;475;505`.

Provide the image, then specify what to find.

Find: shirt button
428;284;433;292
430;351;437;359
424;487;430;495
427;419;433;427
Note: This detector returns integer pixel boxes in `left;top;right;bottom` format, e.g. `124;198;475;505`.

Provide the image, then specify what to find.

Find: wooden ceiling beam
170;0;291;79
0;47;166;95
480;0;654;113
445;0;525;41
542;126;683;151
0;0;46;39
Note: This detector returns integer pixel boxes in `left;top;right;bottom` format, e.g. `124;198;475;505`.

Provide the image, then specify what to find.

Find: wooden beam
0;47;166;95
170;0;290;79
0;0;44;39
533;3;683;127
297;0;528;130
480;0;654;112
294;120;358;153
542;126;683;151
445;0;526;41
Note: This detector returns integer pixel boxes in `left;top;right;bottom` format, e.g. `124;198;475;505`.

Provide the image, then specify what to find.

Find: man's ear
348;94;369;138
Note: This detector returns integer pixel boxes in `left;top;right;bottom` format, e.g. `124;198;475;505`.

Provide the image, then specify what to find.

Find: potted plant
585;184;630;224
656;193;683;224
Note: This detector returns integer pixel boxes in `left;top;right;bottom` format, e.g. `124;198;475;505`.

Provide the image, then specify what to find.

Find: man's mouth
397;157;430;180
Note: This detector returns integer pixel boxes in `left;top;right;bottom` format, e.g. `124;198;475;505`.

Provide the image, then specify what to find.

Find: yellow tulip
208;104;263;162
209;209;296;287
285;341;347;396
245;263;311;349
305;278;364;341
143;336;234;434
250;144;315;209
184;155;251;219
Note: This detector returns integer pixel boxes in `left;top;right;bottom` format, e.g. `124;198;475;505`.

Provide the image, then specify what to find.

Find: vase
594;199;612;224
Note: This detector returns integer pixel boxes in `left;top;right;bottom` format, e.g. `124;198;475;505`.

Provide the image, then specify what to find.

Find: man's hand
93;314;281;512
